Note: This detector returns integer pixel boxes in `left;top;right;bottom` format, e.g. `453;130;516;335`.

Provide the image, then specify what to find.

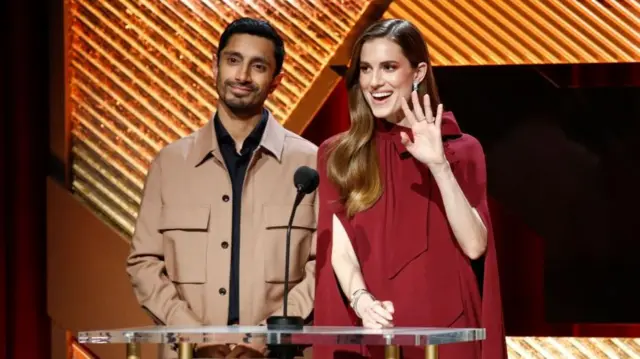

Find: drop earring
412;81;419;92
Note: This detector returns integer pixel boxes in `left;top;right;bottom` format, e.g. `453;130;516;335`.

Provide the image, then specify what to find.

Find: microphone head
293;166;320;194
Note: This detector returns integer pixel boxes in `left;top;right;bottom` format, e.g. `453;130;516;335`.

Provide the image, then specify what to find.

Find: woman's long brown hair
326;19;440;217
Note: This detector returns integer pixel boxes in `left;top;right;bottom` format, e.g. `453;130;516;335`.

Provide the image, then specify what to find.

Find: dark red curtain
302;78;351;146
1;49;7;358
2;0;51;358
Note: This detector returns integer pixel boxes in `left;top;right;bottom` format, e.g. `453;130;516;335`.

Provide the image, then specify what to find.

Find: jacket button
222;194;230;202
221;241;229;249
219;288;227;295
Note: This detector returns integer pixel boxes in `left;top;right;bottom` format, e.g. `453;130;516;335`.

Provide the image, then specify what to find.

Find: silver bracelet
350;289;374;318
350;289;368;301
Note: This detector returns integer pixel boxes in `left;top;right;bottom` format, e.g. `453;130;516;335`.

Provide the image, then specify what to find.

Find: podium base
266;315;304;330
266;316;304;359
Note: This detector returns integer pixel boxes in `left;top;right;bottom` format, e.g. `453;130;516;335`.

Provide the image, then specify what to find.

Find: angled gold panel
507;337;640;358
383;0;640;65
68;1;389;236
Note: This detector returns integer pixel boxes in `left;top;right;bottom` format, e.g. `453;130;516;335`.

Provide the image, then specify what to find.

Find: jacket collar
189;109;286;166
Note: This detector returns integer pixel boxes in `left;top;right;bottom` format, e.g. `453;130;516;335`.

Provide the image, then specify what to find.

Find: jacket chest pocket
159;204;210;284
262;203;316;283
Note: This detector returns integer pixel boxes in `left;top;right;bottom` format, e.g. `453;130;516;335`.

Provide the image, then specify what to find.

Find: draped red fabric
2;1;51;358
304;78;553;338
303;65;640;340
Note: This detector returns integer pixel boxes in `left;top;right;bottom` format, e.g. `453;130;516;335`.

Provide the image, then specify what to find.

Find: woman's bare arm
330;214;367;300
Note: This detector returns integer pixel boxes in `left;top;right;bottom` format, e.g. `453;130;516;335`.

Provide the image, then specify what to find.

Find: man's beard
224;95;259;111
218;79;264;114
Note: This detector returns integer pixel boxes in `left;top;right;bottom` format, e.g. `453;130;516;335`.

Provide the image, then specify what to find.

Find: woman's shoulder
445;132;486;164
319;133;345;148
318;132;347;156
316;133;345;176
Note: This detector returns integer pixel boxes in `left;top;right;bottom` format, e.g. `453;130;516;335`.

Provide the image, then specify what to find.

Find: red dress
313;112;507;359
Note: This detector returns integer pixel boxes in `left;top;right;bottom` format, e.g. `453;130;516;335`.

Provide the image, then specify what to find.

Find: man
126;18;318;358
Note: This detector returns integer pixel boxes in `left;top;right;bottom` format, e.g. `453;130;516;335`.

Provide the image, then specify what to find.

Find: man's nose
235;65;250;82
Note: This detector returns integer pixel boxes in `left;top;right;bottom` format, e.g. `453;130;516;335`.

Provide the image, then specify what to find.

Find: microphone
267;166;319;332
293;165;320;199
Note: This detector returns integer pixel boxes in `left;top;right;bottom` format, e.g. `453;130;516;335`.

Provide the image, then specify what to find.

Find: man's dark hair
217;17;285;77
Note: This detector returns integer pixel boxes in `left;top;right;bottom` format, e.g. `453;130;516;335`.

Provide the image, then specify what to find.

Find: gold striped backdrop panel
68;0;376;236
69;336;640;358
507;337;640;358
384;0;640;65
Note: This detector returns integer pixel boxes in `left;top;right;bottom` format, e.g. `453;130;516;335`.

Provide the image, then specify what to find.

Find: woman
313;19;507;359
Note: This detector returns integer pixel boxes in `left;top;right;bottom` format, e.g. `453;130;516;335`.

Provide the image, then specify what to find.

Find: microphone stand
266;186;306;359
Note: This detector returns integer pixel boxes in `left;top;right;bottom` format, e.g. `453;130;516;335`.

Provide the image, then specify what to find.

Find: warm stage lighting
68;0;377;236
69;0;639;237
384;0;640;66
507;336;640;358
65;2;640;358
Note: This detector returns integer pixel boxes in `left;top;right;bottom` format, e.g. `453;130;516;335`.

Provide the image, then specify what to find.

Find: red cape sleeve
452;136;508;359
313;140;363;358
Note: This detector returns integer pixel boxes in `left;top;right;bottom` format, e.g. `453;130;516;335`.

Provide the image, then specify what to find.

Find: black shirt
214;110;268;325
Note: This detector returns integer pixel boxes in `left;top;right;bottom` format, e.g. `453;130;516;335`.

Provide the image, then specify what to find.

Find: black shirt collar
214;109;268;149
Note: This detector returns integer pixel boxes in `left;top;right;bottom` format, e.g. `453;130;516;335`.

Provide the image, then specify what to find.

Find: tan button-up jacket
126;112;318;327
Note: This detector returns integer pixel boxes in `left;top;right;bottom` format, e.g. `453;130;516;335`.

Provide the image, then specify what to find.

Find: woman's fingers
363;301;394;327
381;300;395;314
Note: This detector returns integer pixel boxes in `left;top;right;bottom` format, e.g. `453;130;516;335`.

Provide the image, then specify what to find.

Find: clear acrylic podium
78;325;485;359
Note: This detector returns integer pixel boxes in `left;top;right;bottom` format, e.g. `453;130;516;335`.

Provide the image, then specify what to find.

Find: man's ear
212;58;219;82
268;72;284;94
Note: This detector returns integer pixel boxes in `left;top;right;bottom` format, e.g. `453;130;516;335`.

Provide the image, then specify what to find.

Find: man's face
214;34;281;114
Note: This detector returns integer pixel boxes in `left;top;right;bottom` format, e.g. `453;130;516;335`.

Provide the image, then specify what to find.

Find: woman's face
358;37;418;122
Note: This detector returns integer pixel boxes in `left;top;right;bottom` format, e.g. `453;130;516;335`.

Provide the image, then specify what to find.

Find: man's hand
194;344;231;358
225;342;267;358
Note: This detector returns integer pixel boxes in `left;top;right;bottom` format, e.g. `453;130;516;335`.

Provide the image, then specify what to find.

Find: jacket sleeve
126;155;202;326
